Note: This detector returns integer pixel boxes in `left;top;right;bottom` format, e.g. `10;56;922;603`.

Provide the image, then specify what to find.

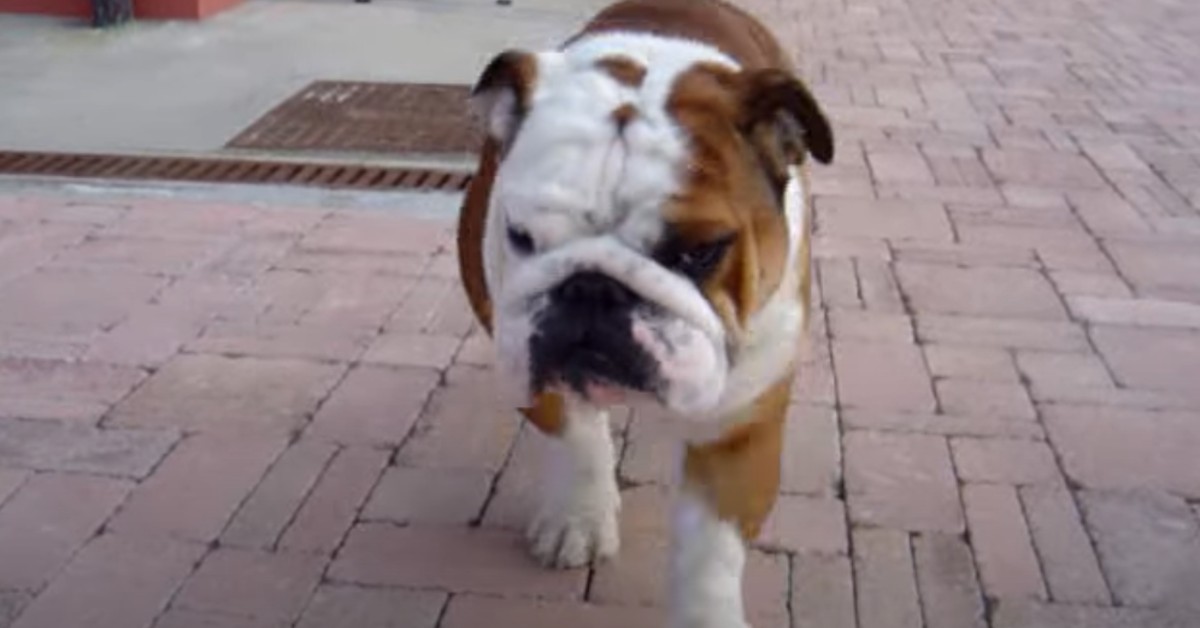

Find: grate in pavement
0;150;474;192
227;81;484;155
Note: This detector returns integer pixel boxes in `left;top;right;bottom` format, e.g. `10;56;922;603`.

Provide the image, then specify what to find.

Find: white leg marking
669;490;750;628
526;399;620;568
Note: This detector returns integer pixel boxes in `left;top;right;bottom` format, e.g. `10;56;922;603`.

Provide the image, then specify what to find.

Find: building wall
0;0;244;19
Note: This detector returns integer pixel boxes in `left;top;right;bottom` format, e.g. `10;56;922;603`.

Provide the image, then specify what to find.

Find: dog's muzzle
528;271;659;402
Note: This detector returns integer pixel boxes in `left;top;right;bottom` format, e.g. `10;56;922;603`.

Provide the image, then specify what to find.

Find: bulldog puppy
456;0;833;625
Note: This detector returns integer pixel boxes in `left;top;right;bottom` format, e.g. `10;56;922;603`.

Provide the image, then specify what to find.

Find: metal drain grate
228;82;483;155
0;151;474;193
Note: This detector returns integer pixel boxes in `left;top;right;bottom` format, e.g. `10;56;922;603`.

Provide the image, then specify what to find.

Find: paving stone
990;600;1163;628
1048;270;1133;298
745;551;790;628
842;410;1045;440
0;473;132;591
845;431;963;532
49;234;221;276
1068;296;1200;328
853;529;921;628
0;358;147;423
1079;490;1200;607
1106;239;1200;295
295;585;447;628
301;213;450;256
277;446;389;554
792;554;856;628
983;149;1109;189
828;309;913;342
951;437;1062;485
1015;350;1114;396
897;263;1066;320
588;486;671;607
110;354;345;434
0;270;165;337
1019;486;1111;604
832;341;936;412
781;404;842;496
220;439;339;550
9;534;204;628
912;533;987;628
758;496;847;555
386;276;476;338
868;147;936;184
963;483;1048;600
816;258;861;309
152;609;284;628
362;466;492;525
892;240;1036;268
915;316;1090;351
362;332;461;369
816;198;954;241
329;523;585;599
924;345;1018;382
0;591;29;628
0;470;27;508
0;419;178;478
935;379;1036;420
856;260;906;312
1045;406;1200;498
175;548;325;623
398;367;523;472
454;332;493;367
480;425;544;530
108;433;286;542
1091;326;1200;402
188;321;375;363
307;365;439;446
439;595;659;628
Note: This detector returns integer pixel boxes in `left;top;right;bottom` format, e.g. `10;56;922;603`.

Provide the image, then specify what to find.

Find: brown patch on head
662;62;790;335
611;103;638;132
595;54;647;88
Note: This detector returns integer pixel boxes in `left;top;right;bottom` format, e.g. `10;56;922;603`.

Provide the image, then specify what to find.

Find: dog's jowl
456;0;833;625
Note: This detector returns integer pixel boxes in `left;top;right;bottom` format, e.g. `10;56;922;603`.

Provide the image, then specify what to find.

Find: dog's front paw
526;490;619;568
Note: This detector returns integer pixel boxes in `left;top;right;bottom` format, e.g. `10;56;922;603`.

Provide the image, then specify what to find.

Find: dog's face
474;39;832;417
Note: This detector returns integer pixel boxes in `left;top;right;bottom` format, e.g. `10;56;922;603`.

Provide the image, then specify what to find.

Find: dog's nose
552;271;636;307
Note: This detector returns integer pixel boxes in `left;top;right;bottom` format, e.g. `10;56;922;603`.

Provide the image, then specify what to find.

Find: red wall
0;0;89;17
0;0;244;19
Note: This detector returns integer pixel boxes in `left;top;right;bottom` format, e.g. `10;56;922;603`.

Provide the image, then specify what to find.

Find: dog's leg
521;392;620;569
669;378;791;628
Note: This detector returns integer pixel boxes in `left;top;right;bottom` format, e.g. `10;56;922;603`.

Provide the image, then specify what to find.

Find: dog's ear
737;68;834;167
471;50;539;149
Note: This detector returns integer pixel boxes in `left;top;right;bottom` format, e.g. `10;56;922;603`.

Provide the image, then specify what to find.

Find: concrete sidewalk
2;0;1200;626
0;0;608;159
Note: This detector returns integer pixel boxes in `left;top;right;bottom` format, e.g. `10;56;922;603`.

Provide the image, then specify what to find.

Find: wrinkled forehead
493;37;741;254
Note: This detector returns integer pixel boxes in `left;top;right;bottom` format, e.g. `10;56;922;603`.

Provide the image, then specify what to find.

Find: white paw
526;489;620;569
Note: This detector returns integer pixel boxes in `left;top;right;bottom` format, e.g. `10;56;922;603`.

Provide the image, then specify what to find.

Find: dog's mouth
530;333;661;405
525;270;662;405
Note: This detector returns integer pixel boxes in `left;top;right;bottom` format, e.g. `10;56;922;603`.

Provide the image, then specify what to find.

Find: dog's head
473;38;832;417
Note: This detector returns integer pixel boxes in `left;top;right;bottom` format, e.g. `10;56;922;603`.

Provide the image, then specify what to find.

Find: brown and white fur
456;1;833;626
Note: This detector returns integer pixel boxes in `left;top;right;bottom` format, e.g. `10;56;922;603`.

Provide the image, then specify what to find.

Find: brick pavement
3;0;1200;625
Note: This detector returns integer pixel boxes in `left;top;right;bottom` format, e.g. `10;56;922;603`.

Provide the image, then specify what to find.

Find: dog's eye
507;226;535;255
661;233;735;281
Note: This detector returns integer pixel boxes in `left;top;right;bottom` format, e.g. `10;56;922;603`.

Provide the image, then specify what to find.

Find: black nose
552;271;636;307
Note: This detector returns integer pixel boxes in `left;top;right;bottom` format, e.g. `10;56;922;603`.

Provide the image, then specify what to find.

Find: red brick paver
2;0;1200;624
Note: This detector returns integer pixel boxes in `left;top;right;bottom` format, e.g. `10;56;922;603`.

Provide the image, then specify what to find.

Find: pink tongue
585;382;627;405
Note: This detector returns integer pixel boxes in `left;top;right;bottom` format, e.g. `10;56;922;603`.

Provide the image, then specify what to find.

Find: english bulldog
456;0;833;625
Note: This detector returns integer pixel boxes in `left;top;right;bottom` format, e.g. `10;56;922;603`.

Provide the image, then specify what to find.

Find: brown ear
738;68;834;166
470;50;539;148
